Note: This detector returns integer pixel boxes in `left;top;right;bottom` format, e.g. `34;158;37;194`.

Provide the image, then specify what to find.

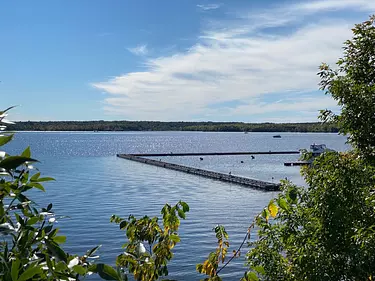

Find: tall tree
241;15;375;281
319;15;375;162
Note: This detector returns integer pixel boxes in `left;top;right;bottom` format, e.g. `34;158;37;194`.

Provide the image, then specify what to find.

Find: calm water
4;132;349;280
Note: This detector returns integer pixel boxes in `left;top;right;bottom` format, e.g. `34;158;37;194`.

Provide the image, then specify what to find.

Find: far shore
8;120;338;133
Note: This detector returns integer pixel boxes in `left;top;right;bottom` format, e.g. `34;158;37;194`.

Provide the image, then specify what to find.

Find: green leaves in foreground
0;117;109;281
0;105;17;116
245;152;375;281
0;156;38;170
318;15;375;163
111;200;189;281
196;225;231;280
0;134;13;147
89;264;123;281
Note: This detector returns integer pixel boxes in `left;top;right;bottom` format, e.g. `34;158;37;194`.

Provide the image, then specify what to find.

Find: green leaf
177;209;186;219
27;216;39;225
18;264;42;281
44;225;53;233
48;228;58;238
29;182;45;192
0;105;17;115
287;187;298;203
15;213;25;226
47;203;53;211
53;236;66;244
16;193;30;203
0;156;38;170
30;172;40;182
36;177;55;182
45;255;53;271
246;271;259;281
89;264;120;280
73;265;86;275
46;241;67;262
119;220;127;229
252;266;265;275
86;245;101;257
21;147;31;158
180;201;189;212
0;134;13;147
277;198;289;210
55;261;67;272
261;209;270;221
11;259;20;281
169;234;181;243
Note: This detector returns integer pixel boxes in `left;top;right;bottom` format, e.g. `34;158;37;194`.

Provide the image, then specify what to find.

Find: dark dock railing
116;151;299;191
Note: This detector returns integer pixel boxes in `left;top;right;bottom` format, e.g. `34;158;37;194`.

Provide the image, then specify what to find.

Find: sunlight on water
4;132;349;280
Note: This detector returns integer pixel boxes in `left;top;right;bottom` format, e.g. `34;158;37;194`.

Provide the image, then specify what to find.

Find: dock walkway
129;151;300;157
116;152;293;191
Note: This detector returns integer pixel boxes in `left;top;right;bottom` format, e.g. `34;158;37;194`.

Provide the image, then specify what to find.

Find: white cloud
93;0;375;122
127;44;148;56
197;3;222;11
294;0;375;13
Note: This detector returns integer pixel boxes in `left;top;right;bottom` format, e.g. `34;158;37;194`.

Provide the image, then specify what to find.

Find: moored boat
310;143;335;157
284;144;335;166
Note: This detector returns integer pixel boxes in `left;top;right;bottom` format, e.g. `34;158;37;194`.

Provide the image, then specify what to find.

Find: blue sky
1;0;374;122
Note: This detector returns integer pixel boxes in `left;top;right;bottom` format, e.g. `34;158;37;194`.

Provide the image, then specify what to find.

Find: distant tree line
8;120;339;132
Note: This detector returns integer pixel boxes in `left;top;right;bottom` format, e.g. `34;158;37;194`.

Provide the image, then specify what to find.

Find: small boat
310;143;335;157
284;144;335;166
273;135;281;138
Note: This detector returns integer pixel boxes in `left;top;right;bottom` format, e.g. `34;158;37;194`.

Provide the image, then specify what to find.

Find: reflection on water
4;132;348;280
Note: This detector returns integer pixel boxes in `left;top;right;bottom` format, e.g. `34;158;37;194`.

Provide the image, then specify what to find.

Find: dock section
129;151;300;157
117;152;288;191
284;161;309;166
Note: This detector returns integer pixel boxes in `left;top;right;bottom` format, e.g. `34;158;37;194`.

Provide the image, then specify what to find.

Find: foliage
1;106;191;281
195;15;375;281
244;152;375;281
0;108;119;281
196;201;279;281
110;201;189;281
319;15;375;162
241;15;375;281
2;14;375;281
7;120;338;133
196;225;230;279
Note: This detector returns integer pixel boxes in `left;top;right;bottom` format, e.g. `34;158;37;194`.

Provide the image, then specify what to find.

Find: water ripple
4;132;349;280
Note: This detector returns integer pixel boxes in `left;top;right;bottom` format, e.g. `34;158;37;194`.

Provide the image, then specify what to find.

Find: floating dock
116;151;299;191
284;161;310;166
128;151;300;157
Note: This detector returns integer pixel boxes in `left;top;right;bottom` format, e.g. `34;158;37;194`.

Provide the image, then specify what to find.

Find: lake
4;131;349;280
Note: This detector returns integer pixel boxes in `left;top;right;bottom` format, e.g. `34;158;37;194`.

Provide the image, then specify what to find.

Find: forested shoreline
8;120;338;132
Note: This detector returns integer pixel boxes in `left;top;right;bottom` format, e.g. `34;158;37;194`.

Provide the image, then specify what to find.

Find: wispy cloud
93;0;375;122
97;32;113;37
127;44;148;56
197;3;223;11
294;0;375;13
